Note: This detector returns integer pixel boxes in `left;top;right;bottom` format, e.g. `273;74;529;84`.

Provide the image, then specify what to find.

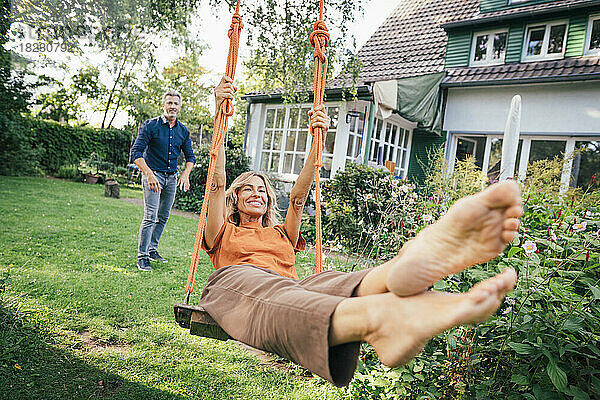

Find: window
585;15;600;55
368;117;412;178
522;21;568;61
345;109;366;164
260;105;338;178
470;29;508;66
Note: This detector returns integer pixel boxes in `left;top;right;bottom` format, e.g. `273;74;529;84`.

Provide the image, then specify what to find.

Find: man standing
130;90;196;271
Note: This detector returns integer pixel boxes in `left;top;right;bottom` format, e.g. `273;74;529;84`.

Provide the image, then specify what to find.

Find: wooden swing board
173;303;230;341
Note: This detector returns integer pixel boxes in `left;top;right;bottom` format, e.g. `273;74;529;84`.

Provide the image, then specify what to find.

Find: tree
1;0;32;114
124;54;213;132
11;0;204;127
210;0;366;99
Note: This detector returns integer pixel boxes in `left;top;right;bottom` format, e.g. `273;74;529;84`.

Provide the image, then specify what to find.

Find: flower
572;222;587;232
399;184;410;194
502;306;512;315
422;214;434;223
523;240;537;254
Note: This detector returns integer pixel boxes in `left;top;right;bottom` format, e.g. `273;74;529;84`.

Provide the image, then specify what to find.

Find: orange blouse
202;221;306;279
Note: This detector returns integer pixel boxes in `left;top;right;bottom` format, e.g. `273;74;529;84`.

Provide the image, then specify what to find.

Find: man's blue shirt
130;115;196;173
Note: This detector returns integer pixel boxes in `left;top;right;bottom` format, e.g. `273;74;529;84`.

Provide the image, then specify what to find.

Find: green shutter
407;130;446;184
481;0;508;13
445;31;472;68
565;14;588;57
505;24;525;63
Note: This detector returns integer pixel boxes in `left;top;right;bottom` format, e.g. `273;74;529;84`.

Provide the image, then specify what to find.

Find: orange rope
309;0;329;274
185;0;243;296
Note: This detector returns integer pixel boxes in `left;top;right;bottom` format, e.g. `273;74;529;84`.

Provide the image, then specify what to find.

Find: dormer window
585;15;600;55
470;29;508;66
522;21;568;61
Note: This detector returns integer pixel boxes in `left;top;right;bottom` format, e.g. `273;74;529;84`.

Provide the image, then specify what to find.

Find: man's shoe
149;250;168;263
137;258;152;271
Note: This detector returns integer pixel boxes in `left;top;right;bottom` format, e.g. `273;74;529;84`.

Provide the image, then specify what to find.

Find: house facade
442;0;600;187
242;0;600;186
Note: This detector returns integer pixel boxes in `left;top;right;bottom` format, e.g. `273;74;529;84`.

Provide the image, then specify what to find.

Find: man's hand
147;171;161;193
308;105;330;147
214;76;236;109
178;173;191;192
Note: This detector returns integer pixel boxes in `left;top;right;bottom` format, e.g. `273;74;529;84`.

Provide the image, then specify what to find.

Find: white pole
500;95;522;181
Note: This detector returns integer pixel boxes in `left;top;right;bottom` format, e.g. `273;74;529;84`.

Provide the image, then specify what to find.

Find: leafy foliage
340;169;600;399
1;1;32;115
0;115;130;175
213;0;365;100
319;163;443;260
173;145;250;213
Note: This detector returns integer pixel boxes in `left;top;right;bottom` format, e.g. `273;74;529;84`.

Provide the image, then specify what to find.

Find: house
241;0;600;187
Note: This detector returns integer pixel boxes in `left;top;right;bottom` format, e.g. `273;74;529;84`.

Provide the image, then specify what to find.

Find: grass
0;176;346;399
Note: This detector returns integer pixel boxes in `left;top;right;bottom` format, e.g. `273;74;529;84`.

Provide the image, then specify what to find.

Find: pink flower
572;222;587;232
502;306;512;315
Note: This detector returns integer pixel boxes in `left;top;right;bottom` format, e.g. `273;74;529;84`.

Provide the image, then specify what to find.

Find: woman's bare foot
364;268;517;367
386;180;522;296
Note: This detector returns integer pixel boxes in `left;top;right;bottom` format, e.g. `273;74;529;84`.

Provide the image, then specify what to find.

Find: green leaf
547;360;568;392
569;385;591;400
508;246;522;258
511;374;529;385
588;284;600;300
563;317;584;332
508;342;534;355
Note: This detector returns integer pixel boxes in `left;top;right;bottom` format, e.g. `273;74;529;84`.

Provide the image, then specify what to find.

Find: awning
373;72;446;133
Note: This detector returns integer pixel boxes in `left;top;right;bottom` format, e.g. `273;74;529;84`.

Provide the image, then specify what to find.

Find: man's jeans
138;172;177;260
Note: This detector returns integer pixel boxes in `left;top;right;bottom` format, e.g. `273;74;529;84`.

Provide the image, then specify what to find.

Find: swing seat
173;303;230;341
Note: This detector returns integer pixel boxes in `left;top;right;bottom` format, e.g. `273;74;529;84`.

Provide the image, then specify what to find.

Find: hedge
0;114;131;176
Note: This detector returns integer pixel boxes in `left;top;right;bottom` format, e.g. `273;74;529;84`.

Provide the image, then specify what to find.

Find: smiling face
162;95;181;120
236;175;268;220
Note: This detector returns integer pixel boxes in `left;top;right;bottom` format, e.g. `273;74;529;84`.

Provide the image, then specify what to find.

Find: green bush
55;164;83;182
173;145;250;213
0;115;43;176
0;115;130;176
345;188;600;399
320;163;443;260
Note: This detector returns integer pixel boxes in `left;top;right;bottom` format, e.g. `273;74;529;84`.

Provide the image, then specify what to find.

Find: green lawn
0;176;345;399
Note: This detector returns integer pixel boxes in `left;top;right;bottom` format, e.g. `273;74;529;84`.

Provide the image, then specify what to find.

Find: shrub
343;161;600;399
0;115;130;176
173;145;250;213
0;115;43;176
320;163;445;260
55;164;83;182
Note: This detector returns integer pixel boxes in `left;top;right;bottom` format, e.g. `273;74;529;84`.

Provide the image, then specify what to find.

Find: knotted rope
309;0;329;274
185;0;243;300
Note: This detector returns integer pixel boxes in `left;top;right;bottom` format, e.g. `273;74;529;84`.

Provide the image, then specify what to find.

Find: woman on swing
199;76;523;387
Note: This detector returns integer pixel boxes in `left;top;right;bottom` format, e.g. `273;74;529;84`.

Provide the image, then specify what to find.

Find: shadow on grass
0;304;186;400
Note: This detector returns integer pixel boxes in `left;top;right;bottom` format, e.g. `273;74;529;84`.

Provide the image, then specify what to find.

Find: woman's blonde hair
225;171;281;227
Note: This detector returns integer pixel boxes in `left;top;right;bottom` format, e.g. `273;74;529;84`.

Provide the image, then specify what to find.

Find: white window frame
455;136;478;159
584;14;600;56
522;20;569;62
368;116;413;178
448;133;600;193
509;0;533;4
470;29;509;66
258;103;339;181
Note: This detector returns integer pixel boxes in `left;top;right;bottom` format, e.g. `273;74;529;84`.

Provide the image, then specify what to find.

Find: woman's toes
505;205;524;218
501;230;517;243
503;218;520;231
